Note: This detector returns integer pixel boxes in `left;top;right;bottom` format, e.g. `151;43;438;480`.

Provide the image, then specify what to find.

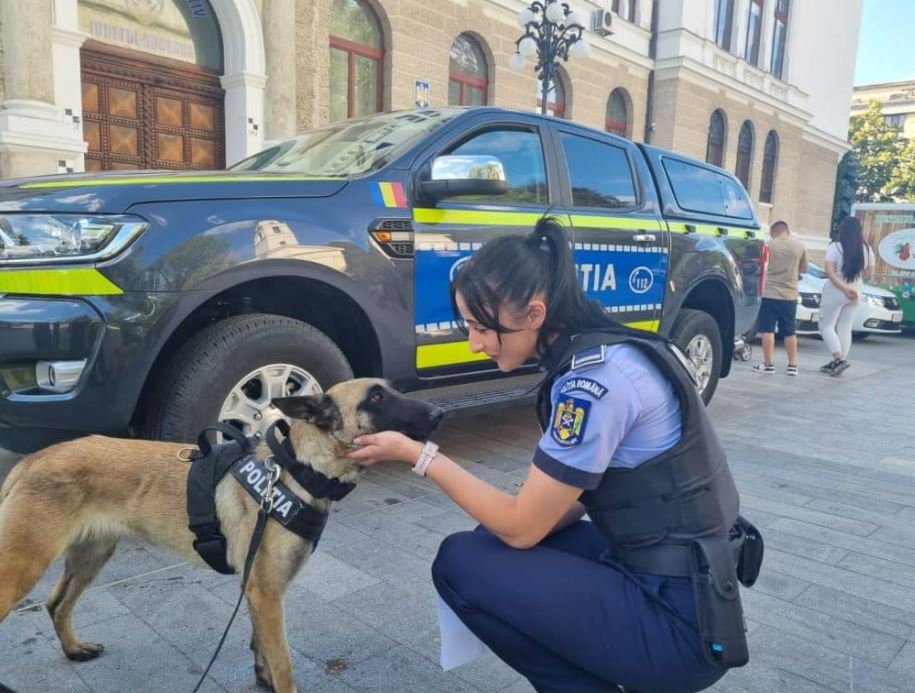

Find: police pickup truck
0;107;763;450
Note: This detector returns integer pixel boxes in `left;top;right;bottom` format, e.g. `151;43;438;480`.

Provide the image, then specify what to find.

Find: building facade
851;80;915;141
0;0;861;250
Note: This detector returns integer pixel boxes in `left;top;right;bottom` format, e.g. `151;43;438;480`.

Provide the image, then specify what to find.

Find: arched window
605;89;630;138
448;34;488;106
735;120;754;189
538;69;569;119
706;109;727;167
329;0;384;122
759;130;778;203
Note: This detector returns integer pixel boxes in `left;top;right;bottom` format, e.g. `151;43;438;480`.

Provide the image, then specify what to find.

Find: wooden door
80;41;225;172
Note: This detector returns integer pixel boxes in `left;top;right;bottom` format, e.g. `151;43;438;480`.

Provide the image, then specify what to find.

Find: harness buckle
262;457;282;512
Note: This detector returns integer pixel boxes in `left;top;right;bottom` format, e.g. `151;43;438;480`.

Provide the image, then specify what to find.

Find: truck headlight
0;214;147;265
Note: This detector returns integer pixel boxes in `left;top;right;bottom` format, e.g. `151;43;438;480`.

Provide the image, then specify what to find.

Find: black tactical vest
536;330;740;576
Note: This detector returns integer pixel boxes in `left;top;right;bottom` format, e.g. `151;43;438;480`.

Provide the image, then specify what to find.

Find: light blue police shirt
532;343;683;490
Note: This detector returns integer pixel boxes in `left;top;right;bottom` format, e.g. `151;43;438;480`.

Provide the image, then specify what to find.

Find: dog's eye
371;391;384;404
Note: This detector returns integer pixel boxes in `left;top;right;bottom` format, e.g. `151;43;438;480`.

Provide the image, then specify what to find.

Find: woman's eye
371;392;384;403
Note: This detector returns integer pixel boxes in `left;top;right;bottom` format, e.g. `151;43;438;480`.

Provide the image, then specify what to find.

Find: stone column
0;0;87;178
262;0;297;143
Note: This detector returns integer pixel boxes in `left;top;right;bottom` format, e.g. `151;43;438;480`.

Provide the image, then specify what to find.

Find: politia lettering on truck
0;107;764;451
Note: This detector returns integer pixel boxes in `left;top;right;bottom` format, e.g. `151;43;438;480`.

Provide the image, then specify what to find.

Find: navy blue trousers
431;521;725;693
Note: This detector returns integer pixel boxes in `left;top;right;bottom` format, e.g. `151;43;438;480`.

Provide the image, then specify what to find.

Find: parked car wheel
670;309;722;405
143;314;353;442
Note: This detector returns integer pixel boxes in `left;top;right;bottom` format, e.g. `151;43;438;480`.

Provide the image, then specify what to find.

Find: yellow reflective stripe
626;319;661;332
569;215;664;231
417;317;661;368
416;342;490;369
0;268;123;295
413;208;569;226
19;175;342;189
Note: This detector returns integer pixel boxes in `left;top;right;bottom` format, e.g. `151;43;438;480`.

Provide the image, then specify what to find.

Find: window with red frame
448;34;488;106
745;0;763;66
770;0;789;79
538;71;568;119
605;89;629;138
612;0;638;23
329;0;384;122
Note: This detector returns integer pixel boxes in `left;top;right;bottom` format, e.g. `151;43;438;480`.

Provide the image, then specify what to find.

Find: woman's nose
468;334;485;353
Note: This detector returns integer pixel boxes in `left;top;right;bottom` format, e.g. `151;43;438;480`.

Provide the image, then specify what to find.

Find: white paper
436;592;491;670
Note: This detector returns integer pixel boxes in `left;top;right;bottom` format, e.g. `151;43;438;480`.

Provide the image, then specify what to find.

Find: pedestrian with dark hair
753;220;808;375
818;216;875;376
348;217;759;693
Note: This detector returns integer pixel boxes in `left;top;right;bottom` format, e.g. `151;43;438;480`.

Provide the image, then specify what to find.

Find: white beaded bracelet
412;441;439;476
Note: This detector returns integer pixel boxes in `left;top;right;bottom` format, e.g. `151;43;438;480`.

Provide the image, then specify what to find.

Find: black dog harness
186;420;356;575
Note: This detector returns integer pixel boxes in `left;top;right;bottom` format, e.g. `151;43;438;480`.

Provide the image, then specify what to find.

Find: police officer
349;217;753;693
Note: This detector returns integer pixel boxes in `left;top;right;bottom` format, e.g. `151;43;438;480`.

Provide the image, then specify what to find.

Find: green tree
886;137;915;201
848;100;907;202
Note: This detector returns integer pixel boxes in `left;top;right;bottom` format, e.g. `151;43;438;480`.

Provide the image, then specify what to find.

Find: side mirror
419;155;507;201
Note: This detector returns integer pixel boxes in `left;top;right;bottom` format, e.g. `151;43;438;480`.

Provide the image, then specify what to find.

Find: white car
803;262;903;337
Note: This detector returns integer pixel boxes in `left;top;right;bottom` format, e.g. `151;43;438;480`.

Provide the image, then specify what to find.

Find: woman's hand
845;286;859;301
347;431;423;467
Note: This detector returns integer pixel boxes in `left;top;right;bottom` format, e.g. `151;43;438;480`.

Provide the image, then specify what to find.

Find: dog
0;378;444;693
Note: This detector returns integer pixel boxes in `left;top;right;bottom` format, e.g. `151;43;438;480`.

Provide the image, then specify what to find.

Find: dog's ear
272;394;341;430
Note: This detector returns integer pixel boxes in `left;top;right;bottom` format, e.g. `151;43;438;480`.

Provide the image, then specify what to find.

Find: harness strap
187;433;253;575
265;420;356;501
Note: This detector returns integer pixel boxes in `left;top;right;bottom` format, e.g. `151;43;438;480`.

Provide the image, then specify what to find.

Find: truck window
446;129;547;204
560;132;637;208
663;157;754;220
662;158;727;216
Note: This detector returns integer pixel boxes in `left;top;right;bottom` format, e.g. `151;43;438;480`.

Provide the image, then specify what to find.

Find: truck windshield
231;109;461;177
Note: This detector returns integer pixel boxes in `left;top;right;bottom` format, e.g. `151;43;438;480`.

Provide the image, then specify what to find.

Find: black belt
614;536;744;578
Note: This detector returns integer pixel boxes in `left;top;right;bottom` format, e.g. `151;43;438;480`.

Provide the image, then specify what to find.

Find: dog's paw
64;642;105;662
254;664;274;691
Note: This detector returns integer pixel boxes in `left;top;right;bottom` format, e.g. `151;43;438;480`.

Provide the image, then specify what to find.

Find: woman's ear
527;299;547;328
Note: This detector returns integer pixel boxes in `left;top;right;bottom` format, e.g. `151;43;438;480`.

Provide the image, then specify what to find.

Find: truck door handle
633;234;656;243
684;224;696;233
717;226;729;236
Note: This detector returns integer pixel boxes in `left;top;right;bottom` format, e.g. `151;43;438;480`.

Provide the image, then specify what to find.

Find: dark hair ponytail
837;216;866;283
450;216;660;356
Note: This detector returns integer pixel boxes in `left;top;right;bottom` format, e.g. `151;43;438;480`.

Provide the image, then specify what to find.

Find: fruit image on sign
878;229;915;270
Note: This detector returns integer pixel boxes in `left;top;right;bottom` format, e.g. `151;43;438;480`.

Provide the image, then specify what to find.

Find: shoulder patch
559;377;607;400
570;344;606;371
550;396;591;446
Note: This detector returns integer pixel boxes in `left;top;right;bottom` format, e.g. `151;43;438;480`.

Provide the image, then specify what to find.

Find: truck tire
670;309;722;405
143;314;353;443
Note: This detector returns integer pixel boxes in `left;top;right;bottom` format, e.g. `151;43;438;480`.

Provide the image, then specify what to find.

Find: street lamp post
510;1;590;116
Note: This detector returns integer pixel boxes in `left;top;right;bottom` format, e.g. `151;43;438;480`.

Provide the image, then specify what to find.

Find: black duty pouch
690;536;749;669
733;515;764;588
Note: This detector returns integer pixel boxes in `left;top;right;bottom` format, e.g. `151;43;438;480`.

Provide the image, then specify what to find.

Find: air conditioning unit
591;9;613;37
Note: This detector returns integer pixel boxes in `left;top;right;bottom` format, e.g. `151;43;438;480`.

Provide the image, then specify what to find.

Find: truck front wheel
143;314;353;442
670;309;722;405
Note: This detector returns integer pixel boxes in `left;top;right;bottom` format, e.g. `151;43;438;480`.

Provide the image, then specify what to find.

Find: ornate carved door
80;41;225;171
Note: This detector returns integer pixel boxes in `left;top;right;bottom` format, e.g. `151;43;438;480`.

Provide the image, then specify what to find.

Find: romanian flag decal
373;181;408;208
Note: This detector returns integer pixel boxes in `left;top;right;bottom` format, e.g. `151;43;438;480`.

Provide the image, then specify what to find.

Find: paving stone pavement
1;333;914;692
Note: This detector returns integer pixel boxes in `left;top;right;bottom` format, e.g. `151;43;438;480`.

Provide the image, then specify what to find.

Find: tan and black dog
0;378;444;693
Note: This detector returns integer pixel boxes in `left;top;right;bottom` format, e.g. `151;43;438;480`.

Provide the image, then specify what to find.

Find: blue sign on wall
414;80;431;109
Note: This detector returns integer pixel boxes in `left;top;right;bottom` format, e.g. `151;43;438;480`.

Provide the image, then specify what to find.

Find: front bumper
794;303;820;335
0;292;169;445
854;302;904;333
